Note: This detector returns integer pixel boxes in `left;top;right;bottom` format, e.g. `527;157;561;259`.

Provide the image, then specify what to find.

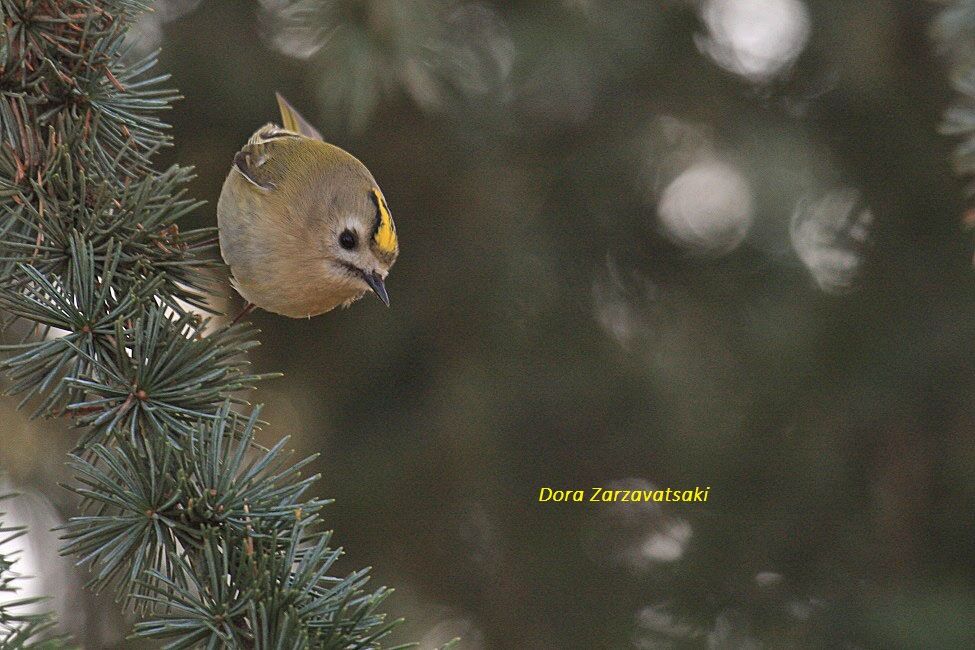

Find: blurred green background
4;0;975;647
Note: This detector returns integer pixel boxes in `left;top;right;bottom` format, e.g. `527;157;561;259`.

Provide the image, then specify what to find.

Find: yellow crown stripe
371;188;398;253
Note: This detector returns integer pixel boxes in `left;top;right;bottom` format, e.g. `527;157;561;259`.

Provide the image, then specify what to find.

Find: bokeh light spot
657;160;754;255
697;0;811;82
790;187;872;293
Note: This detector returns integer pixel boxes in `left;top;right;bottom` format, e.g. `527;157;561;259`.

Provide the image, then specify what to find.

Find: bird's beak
363;270;390;307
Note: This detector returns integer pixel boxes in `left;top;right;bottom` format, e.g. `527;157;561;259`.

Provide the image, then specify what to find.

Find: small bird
217;93;398;319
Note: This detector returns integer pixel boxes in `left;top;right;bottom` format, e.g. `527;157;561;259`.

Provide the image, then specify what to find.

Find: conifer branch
0;1;414;646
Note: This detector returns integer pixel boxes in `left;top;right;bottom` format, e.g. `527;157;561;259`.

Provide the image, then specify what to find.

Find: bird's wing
231;125;304;191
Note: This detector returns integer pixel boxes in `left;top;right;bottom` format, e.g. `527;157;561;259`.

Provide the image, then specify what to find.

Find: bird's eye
339;229;357;250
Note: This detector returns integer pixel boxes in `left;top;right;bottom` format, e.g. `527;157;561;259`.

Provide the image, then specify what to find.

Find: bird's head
324;184;399;306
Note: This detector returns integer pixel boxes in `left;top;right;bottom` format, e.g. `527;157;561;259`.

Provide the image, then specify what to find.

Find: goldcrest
217;94;398;318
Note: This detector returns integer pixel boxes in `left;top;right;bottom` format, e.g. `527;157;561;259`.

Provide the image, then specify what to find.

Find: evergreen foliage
0;1;417;646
